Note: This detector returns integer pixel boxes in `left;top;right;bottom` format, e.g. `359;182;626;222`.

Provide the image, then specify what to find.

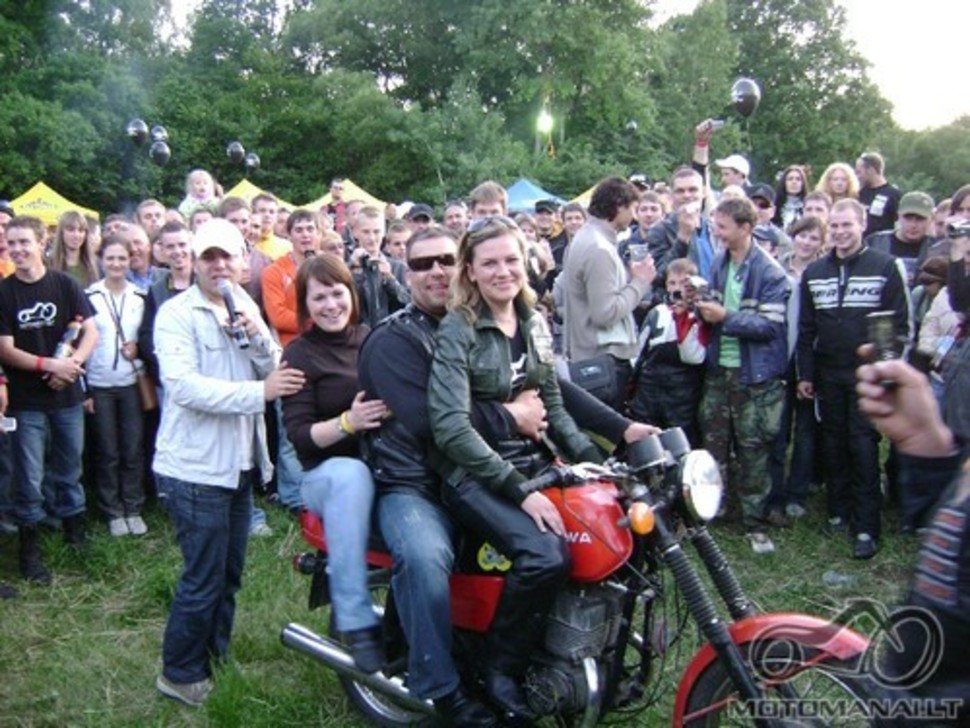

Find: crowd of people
0;126;968;723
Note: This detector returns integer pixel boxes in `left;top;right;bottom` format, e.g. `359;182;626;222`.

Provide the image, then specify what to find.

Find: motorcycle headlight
681;450;723;521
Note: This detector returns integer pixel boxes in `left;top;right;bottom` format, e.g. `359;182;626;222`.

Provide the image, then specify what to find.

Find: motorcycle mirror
659;428;691;461
626;434;666;473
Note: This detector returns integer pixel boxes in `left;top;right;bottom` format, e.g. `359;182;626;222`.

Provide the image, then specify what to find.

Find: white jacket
85;280;146;388
152;283;281;488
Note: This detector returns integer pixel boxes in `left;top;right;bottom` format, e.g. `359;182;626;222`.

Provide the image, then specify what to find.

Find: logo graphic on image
748;598;944;691
17;302;57;329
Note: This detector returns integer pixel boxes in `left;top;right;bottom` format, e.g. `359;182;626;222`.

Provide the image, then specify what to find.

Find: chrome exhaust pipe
280;622;434;715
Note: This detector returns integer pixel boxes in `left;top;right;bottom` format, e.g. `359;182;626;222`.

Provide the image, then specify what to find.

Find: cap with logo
715;154;751;179
534;199;559;214
191;218;245;258
898;191;934;219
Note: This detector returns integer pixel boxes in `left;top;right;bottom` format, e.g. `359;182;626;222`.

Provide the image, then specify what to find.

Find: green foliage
723;0;892;183
0;0;962;214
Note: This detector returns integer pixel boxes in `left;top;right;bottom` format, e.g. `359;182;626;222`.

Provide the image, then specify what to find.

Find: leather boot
63;514;87;551
481;668;536;726
434;685;500;727
19;525;51;584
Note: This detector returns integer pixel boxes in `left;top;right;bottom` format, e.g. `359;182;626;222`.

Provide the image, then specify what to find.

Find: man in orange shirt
262;209;321;347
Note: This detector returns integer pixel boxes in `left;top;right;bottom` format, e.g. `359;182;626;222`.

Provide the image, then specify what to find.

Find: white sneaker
249;522;273;537
108;518;129;537
125;516;148;536
156;674;213;707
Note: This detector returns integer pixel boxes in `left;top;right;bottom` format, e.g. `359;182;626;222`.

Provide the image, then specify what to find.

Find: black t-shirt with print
859;182;901;237
0;270;95;411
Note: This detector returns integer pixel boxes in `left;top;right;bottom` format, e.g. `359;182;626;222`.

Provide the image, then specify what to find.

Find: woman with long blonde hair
51;210;99;286
815;162;859;204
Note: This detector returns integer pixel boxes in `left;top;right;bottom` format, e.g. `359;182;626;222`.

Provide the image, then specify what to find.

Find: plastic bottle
54;317;83;359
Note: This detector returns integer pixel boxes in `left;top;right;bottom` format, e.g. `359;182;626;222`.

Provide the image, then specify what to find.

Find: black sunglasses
408;253;457;272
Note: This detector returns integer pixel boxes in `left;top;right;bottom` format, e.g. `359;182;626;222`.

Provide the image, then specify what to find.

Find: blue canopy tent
505;178;566;213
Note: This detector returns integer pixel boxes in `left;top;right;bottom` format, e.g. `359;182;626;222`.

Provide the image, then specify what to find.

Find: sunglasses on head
408;253;457;272
466;215;518;234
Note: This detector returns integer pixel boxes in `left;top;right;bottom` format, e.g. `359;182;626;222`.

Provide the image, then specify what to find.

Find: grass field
0;489;920;727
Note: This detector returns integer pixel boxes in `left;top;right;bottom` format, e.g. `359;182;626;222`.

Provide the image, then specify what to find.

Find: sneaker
747;531;776;554
156;674;212;707
125;516;148;536
249;522;273;538
852;533;877;560
785;503;807;519
108;518;129;537
0;515;17;535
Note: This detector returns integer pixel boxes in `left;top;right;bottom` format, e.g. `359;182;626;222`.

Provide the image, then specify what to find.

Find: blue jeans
377;491;458;700
0;432;13;521
90;385;144;519
301;457;378;633
159;472;254;684
10;405;86;525
274;398;303;509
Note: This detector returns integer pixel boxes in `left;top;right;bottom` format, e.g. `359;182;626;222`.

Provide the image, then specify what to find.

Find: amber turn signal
627;502;655;535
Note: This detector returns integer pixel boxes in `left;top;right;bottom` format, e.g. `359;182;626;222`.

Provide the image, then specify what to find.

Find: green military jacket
429;299;601;504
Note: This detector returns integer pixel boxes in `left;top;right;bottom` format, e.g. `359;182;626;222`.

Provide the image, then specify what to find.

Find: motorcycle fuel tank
543;481;633;582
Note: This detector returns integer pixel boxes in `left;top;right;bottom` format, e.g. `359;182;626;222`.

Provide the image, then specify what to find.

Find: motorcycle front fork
650;519;773;727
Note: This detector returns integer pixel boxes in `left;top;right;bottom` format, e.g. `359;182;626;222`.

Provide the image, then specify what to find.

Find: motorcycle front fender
672;612;869;726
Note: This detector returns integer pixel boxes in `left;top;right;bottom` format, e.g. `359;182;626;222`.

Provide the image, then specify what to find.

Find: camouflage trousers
699;367;785;524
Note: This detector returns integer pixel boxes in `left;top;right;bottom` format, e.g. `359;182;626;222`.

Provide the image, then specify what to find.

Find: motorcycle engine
544;584;626;661
524;585;627;716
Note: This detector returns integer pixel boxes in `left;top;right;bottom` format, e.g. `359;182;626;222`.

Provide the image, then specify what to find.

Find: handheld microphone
217;279;250;349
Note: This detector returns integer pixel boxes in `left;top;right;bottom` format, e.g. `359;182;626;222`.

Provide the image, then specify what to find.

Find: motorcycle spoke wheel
682;642;878;727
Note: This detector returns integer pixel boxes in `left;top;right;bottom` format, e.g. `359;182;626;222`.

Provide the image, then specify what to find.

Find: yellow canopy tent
10;182;100;227
303;179;384;210
570;185;596;210
223;179;296;210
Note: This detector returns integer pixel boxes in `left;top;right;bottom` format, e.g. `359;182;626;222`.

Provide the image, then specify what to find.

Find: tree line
0;0;966;214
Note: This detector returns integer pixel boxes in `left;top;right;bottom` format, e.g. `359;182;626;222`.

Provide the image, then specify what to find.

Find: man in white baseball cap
715;154;751;188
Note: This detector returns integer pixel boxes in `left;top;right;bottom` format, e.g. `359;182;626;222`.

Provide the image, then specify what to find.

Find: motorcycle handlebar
520;464;569;494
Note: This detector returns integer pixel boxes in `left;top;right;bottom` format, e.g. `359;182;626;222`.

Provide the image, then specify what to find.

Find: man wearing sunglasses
359;225;657;725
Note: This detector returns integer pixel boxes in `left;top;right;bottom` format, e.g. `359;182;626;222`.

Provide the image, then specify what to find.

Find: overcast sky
171;0;968;130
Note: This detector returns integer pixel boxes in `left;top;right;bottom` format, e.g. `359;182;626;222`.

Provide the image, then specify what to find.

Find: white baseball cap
715;154;751;178
191;218;245;258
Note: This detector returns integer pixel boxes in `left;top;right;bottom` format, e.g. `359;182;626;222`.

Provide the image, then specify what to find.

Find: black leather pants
442;476;570;674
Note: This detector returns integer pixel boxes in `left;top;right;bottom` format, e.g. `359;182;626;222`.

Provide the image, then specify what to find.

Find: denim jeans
90;385;145;519
274;398;303;510
0;432;13;522
377;491;458;700
9;405;86;525
160;472;254;684
301;457;378;633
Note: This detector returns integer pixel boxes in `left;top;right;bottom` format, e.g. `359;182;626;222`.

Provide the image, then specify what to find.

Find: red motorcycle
282;428;878;726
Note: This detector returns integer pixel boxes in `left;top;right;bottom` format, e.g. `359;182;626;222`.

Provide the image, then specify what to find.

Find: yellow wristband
338;410;355;436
